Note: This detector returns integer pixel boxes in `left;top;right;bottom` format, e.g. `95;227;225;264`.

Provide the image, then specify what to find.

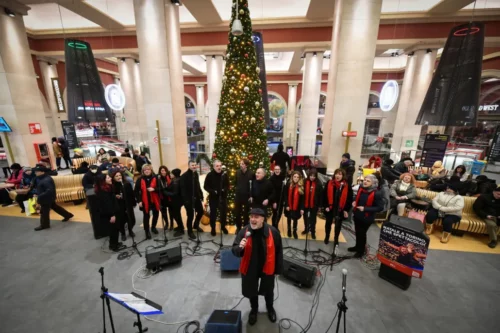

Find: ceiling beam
182;61;203;76
59;0;125;30
181;0;222;25
306;0;335;20
428;0;474;15
288;50;304;74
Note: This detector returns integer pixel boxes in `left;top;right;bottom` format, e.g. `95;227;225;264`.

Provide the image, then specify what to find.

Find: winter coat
271;151;290;172
235;168;254;203
431;192;464;217
35;174;56;205
473;192;500;222
340;160;356;186
270;173;286;205
353;188;384;223
204;170;229;200
250;178;274;210
180;169;203;204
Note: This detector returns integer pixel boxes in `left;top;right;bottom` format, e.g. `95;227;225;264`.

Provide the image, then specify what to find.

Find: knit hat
171;168;181;177
342;153;350;159
23;166;32;172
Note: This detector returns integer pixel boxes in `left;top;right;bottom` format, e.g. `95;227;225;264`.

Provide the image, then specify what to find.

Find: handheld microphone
342;268;347;291
245;231;252;239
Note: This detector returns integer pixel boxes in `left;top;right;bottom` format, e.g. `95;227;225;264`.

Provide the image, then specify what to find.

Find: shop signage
29;123;42;134
405;140;414;147
379;80;399;112
342;131;357;137
104;84;126;111
51;78;65;113
121;117;126;122
478;105;499;111
420;134;450;167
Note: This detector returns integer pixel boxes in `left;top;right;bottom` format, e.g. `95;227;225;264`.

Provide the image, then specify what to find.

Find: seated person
74;161;89;175
451;165;468;181
83;165;101;190
430;160;446;180
15;167;37;213
121;148;132;158
424;184;464;244
108;158;134;185
363;155;382;169
97;158;111;172
0;163;23;206
73;149;84;159
470;175;497;196
393;158;413;175
389;173;417;216
381;159;399;185
473;187;500;249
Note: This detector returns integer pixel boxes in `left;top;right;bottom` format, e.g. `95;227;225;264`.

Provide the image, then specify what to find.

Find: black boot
249;309;258;326
293;229;298;239
151;227;159;234
287;221;292;237
347;246;357;252
129;229;135;237
145;230;152;239
267;306;277;323
311;232;316;240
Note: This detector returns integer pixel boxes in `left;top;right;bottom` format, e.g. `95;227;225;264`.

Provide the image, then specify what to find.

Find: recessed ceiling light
4;8;15;17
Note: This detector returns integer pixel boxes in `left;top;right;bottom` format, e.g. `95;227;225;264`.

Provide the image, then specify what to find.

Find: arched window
185;94;197;128
296;92;327;153
267;91;287;142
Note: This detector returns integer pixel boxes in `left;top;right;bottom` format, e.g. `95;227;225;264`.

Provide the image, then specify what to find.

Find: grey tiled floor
1;214;499;333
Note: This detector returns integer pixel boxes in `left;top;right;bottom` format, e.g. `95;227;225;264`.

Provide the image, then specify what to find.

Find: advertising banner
65;39;112;123
61;121;79;150
420;134;450;167
377;219;430;278
416;22;484;126
252;32;269;126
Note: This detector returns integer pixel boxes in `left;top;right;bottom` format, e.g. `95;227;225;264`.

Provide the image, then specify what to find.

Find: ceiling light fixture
408;51;415;57
171;0;181;6
426;49;432;53
313;52;317;57
212;55;215;59
121;58;125;62
135;59;140;64
231;1;243;36
4;8;15;17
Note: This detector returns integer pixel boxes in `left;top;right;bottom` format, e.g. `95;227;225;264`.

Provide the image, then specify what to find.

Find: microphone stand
99;267;116;333
212;171;228;260
119;181;145;258
154;176;170;247
303;183;313;259
335;273;348;333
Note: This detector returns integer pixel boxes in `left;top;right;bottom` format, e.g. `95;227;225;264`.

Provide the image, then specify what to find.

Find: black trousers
426;208;461;232
102;215;119;248
15;193;33;211
235;201;250;230
209;196;227;230
287;217;298;231
55;157;61;168
325;212;343;243
304;207;318;233
169;203;184;230
40;202;72;228
160;198;171;228
271;204;284;228
142;208;159;232
249;288;274;311
353;216;372;254
185;199;203;232
0;189;12;204
62;155;72;169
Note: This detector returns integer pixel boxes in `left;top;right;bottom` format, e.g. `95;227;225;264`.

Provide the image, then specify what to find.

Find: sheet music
107;293;143;302
124;301;160;314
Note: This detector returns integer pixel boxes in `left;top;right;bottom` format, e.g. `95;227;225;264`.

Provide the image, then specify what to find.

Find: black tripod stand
121;232;147;258
335;269;348;333
154;207;169;247
99;267;116;333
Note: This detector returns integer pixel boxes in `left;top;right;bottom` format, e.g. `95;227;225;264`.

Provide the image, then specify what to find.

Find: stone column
283;83;298;149
298;51;324;156
325;0;383;173
195;84;205;126
0;4;55;166
118;58;142;145
38;58;67;137
133;0;188;169
206;55;224;153
391;49;438;156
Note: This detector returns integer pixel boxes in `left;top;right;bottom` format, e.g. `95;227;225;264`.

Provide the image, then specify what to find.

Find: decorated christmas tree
212;0;270;223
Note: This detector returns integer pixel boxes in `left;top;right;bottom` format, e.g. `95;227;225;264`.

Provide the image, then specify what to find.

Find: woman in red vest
323;169;353;245
157;165;173;230
285;171;304;239
134;164;160;239
303;168;323;240
351;174;384;258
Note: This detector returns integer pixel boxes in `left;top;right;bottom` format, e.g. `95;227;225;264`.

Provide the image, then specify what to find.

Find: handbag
408;210;425;224
8;189;17;201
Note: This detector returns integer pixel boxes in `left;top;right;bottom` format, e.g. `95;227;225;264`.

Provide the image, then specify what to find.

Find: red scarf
140;177;160;212
305;179;317;209
288;184;300;211
327;180;348;211
240;226;275;276
354;188;375;217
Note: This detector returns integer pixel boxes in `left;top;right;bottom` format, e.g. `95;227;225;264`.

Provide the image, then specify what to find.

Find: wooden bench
52;174;86;203
408;188;500;236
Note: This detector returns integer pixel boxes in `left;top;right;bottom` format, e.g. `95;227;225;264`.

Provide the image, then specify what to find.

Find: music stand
105;291;163;333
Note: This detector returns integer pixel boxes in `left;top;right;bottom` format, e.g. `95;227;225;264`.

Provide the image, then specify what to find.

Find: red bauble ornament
241;74;246;78
240;100;245;104
228;138;232;143
242;132;248;138
249;154;254;160
212;153;217;158
258;89;262;94
244;54;249;58
260;117;263;120
216;119;219;123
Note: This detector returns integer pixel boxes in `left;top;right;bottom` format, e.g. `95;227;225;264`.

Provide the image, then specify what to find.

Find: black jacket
74;166;89;175
35;174;56;205
235;169;254;203
473;193;500;222
271;151;290;172
165;178;182;207
284;183;304;219
204;170;229;200
270;173;286;205
381;164;399;184
393;161;409;175
180;169;203;204
96;189;119;218
303;179;323;209
232;223;283;298
322;180;353;219
353;188;384;223
135;155;151;173
82;170;101;190
113;181;136;227
251;178;274;210
340;160;356;186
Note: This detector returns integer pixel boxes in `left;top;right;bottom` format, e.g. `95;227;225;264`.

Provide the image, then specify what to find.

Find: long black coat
204;170;229;200
35;174;56;205
113;181;136;228
180;169;203;204
232;223;283;298
250;178;274;210
270;174;286;205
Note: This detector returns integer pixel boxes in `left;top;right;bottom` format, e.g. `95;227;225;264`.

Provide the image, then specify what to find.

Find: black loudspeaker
205;310;242;333
379;262;412;290
220;249;241;271
282;256;317;288
145;243;182;269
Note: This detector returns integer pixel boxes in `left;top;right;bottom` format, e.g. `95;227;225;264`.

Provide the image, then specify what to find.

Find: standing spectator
425;184;464;243
180;160;204;240
58;137;72;169
167;169;184;237
52;137;63;170
381;159;399;185
0;163;23;206
135;151;151;173
250;168;274;212
393;157;413;175
234;159;254;233
33;164;73;231
284;171;304;239
121;148;132;158
97;158;111;172
350;174;384;257
95;174;125;252
15;167;36;213
96;148;110;164
303;168;322;239
270;143;290;174
204;160;229;236
472;187;500;248
134;164;160;239
323;169;353;245
389;173;417;217
270;164;286;228
340;153;356;186
157;165;173;230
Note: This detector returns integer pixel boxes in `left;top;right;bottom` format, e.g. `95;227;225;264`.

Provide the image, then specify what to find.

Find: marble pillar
38;58;66;137
118;58;142;145
324;0;383;173
0;5;55;166
195;84;205;126
206;55;224;153
283;83;298;149
298;51;324;156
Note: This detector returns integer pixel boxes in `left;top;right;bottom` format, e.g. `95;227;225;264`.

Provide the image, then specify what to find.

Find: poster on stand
61;121;79;150
252;32;269;126
420;134;450;167
377;220;430;278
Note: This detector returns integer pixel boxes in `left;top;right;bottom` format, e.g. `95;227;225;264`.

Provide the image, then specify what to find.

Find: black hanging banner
420;134;450;167
252;32;269;126
416;22;484;127
487;125;500;164
64;39;112;123
61;121;79;150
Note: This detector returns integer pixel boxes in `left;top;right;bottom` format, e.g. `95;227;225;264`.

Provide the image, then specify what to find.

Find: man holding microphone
232;208;283;326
